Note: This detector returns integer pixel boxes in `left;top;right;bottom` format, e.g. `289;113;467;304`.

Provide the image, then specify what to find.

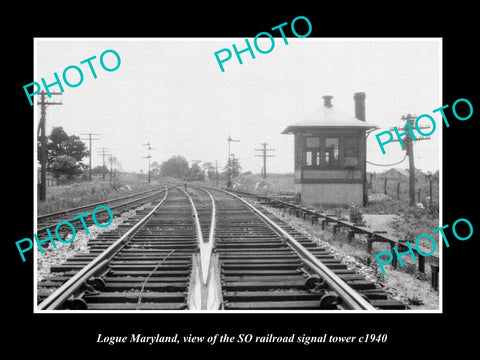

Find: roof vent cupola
322;95;333;108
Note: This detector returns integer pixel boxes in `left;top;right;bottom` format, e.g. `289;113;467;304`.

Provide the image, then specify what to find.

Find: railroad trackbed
36;186;407;311
37;187;167;237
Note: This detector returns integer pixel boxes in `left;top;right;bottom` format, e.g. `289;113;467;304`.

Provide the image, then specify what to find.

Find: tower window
325;138;339;166
306;151;320;166
345;137;359;167
305;137;320;166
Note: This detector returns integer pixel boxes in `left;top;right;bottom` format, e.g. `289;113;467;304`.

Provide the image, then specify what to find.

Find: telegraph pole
108;154;119;181
392;114;431;206
231;153;236;177
142;142;156;184
97;147;109;179
37;90;62;201
81;133;100;181
215;160;219;187
108;154;114;180
226;136;240;188
254;142;275;179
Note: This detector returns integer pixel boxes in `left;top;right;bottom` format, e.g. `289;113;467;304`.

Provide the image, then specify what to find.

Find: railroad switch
65;278;107;309
87;277;106;292
304;275;327;291
66;296;89;310
319;292;341;310
65;283;99;310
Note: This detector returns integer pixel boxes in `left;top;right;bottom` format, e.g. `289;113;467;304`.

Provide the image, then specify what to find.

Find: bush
349;204;364;224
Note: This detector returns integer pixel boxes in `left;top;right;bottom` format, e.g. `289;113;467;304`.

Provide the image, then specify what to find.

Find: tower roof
281;95;378;134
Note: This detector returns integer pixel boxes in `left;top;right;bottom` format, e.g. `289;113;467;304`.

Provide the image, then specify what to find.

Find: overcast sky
35;38;441;174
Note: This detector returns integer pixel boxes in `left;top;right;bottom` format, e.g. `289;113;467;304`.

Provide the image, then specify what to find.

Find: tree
92;165;108;176
40;127;88;180
46;127;89;166
187;160;204;181
223;158;242;177
203;162;215;181
160;156;190;179
150;161;161;178
50;155;83;180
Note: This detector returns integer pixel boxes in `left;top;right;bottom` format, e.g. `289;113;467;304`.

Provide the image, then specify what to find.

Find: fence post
418;255;425;273
430;264;439;290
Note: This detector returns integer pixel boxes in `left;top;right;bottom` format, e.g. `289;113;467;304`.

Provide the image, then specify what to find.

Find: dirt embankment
231;173;297;196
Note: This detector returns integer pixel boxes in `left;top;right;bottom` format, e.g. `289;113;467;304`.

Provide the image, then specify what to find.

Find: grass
369;172;439;208
37;174;161;215
229;173;297;196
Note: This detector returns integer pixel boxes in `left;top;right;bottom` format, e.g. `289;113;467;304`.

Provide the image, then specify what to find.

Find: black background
6;4;478;355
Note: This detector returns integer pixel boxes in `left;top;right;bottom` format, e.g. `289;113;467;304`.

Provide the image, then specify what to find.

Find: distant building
381;168;410;180
380;168;429;183
37;168;56;186
282;93;377;205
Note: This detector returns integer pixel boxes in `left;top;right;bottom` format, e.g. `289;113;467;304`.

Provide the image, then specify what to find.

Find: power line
142;142;156;184
392;113;431;206
366;153;407;167
254;142;275;179
107;154;119;180
80;133;100;181
97;147;110;179
226;135;240;188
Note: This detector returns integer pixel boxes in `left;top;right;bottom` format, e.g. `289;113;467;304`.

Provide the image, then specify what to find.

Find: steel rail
37;188;170;310
38;186;165;221
37;187;167;235
191;187;217;279
232;189;440;262
178;186;217;284
191;187;222;310
179;187;221;310
206;186;376;311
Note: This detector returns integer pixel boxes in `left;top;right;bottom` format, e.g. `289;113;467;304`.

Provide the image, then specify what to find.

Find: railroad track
37;187;166;237
37;185;406;311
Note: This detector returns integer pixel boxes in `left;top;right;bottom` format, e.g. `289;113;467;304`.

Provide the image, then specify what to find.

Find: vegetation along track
37;185;406;311
37;187;167;237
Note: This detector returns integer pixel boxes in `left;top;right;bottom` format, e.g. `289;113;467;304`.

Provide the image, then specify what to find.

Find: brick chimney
353;92;366;121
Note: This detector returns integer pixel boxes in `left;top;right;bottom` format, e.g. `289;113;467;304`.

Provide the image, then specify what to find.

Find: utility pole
97;147;109;179
427;173;433;210
231;153;236;177
81;133;100;181
107;154;116;181
142;142;156;184
226;135;240;188
254;142;275;179
215;160;219;187
37;90;62;201
108;155;120;180
391;114;430;206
